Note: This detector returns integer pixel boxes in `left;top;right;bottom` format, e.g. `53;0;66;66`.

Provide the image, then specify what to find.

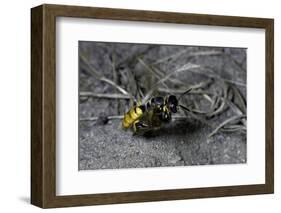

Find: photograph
29;4;274;208
78;41;247;170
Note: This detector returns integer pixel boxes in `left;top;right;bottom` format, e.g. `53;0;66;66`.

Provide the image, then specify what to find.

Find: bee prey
122;95;179;134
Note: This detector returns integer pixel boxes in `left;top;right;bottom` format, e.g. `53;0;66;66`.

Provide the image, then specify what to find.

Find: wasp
122;94;183;134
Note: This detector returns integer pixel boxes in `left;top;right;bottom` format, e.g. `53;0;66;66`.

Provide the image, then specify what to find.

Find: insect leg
133;120;149;134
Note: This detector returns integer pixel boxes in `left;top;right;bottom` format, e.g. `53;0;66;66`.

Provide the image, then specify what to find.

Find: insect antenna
178;88;193;102
179;104;214;128
178;104;192;112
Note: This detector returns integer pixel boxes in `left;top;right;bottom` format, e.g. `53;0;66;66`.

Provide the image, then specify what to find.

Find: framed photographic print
31;4;274;208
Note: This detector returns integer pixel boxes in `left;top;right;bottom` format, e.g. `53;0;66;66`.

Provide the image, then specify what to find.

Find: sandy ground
79;119;246;170
78;42;247;170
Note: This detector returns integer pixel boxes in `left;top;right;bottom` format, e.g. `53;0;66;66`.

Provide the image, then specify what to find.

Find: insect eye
151;97;164;105
168;95;178;105
170;105;177;113
167;95;178;113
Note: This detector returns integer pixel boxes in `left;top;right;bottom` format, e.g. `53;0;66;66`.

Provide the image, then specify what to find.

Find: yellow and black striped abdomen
122;106;144;129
